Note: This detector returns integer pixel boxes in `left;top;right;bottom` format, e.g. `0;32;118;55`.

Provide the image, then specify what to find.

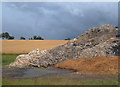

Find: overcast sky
2;2;118;40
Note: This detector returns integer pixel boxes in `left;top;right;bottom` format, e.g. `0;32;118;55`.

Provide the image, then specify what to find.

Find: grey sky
2;2;118;40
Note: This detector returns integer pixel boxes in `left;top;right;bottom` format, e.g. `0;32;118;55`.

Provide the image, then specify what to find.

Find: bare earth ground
55;56;119;74
1;40;68;53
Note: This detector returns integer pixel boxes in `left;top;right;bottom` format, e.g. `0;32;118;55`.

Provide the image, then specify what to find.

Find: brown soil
55;56;119;74
1;40;68;53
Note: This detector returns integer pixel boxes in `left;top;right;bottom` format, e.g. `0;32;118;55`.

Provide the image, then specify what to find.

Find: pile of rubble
9;24;120;68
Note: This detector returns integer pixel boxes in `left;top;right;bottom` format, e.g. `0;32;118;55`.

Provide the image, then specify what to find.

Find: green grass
2;78;118;85
2;53;20;66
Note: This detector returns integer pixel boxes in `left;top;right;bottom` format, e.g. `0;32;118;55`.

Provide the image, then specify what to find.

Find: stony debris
9;24;120;68
9;49;49;68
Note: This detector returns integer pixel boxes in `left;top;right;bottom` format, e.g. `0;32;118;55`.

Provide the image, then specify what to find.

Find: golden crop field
1;40;68;54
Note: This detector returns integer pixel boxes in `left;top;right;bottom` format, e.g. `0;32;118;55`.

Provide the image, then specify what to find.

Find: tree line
0;32;44;40
0;32;71;40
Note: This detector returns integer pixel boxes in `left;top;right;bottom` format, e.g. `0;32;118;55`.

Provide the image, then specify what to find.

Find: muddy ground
2;66;118;81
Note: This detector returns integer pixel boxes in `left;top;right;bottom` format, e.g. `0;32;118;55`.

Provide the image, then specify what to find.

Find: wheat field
1;40;68;54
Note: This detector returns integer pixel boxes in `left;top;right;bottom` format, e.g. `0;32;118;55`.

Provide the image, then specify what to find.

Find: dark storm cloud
2;2;118;40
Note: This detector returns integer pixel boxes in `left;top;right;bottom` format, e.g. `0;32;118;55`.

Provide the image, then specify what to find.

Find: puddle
14;67;74;78
2;66;117;80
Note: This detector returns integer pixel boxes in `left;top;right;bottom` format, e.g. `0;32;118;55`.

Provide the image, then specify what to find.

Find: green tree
65;38;71;40
2;33;5;39
0;32;14;40
20;37;25;40
4;32;10;39
30;38;33;40
37;36;44;40
0;33;2;38
8;36;14;40
33;36;37;40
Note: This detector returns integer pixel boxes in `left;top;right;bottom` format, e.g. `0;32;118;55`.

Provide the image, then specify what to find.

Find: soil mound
55;56;119;74
9;24;120;68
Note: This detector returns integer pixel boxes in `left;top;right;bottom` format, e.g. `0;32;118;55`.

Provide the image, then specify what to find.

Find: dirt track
2;40;68;53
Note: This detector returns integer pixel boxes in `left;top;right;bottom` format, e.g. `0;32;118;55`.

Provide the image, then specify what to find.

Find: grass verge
2;78;118;85
2;53;21;66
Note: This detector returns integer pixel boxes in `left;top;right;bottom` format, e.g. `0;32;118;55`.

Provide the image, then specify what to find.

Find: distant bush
32;36;44;40
20;37;25;40
8;36;14;40
65;38;71;40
